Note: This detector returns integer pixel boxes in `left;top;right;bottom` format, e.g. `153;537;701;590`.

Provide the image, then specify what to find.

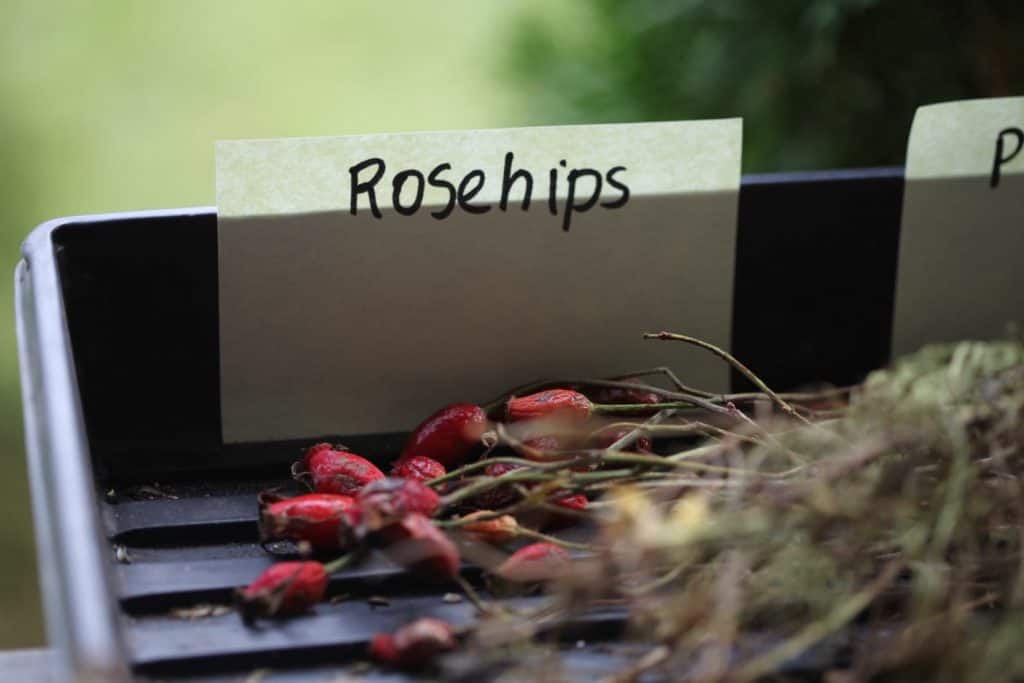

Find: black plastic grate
101;467;621;679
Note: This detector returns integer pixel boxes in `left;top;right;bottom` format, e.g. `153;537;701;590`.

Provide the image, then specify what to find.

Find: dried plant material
113;544;131;564
170;604;232;620
464;336;1024;681
131;483;179;500
243;669;269;683
236;333;1024;681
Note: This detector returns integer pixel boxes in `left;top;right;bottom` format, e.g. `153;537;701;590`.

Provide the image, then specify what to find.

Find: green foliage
507;0;1024;171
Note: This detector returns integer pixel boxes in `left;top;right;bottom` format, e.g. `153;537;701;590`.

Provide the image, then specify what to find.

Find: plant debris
170;603;232;620
113;544;131;564
232;332;1024;681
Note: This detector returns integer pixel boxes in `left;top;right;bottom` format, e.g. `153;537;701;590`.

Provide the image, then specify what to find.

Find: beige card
217;120;742;443
893;97;1024;356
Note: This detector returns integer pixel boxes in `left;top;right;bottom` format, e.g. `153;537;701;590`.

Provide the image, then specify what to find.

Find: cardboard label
217;120;742;443
893;97;1024;356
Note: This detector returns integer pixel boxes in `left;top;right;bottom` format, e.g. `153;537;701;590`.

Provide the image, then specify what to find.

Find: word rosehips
235;561;327;620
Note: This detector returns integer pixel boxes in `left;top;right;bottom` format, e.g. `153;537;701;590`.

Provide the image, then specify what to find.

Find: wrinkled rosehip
301;442;336;468
370;617;457;668
506;389;593;422
459;510;519;544
373;513;460;579
590;428;653;453
485;461;521;478
391;455;446;483
235;561;327;620
588;379;662;406
357;477;440;533
552;492;588;514
475;461;524;509
496;542;571;583
401;403;488;467
297;446;385;495
522;435;569;461
519;491;588;531
522;434;595;471
259;492;361;550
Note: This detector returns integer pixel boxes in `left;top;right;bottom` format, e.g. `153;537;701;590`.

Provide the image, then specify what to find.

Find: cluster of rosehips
235;383;661;668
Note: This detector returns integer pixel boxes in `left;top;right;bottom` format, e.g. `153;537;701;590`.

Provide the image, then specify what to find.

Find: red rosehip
459;510;519;544
552;492;588;514
357;477;440;534
369;633;399;664
518;490;589;531
301;442;336;468
475;461;524;509
588;380;662;406
522;435;568;461
495;542;571;583
259;492;361;550
506;389;593;422
370;618;457;668
522;434;594;471
485;461;521;477
297;446;385;495
590;428;653;453
401;403;488;467
391;455;446;483
235;561;327;620
373;513;460;580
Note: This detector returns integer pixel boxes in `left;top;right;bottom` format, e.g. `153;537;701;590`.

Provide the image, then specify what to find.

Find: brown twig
643;331;814;427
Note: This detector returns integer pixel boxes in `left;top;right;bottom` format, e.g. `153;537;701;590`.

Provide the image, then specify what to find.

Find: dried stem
643;331;813;426
732;562;902;682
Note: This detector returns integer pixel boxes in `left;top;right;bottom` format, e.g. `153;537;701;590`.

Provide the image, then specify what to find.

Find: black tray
15;167;904;680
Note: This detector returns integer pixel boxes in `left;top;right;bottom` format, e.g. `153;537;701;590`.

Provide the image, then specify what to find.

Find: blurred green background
1;0;1021;650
